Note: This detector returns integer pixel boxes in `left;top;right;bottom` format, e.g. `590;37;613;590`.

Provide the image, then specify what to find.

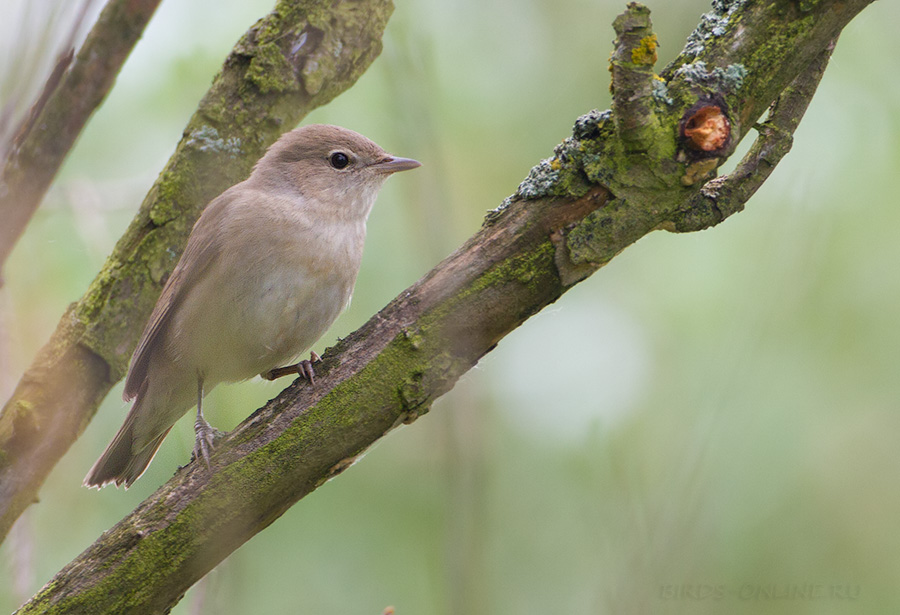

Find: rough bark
12;1;873;613
0;0;393;545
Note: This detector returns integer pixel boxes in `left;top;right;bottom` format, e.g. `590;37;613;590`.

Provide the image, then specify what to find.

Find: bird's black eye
330;152;350;169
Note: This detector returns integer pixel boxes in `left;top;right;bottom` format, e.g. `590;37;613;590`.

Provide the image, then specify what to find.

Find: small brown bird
84;124;420;488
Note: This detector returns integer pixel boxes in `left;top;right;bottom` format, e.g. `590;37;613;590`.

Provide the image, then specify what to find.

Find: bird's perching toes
262;351;322;384
192;378;224;471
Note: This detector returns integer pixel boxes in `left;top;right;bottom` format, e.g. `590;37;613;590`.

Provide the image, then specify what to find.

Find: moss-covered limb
14;182;600;614
0;0;163;276
672;39;837;232
0;0;393;546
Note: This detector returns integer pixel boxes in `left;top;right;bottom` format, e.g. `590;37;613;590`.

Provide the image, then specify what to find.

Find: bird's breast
173;212;365;384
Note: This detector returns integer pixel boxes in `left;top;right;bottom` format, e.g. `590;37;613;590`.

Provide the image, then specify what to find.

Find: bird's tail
83;395;170;489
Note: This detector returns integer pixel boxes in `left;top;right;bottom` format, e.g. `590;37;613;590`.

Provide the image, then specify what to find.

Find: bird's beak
371;156;422;174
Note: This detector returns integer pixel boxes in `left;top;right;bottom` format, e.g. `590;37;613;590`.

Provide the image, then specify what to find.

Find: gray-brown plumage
84;124;420;488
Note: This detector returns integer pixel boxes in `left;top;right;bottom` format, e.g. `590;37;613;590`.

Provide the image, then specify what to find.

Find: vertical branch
610;2;659;152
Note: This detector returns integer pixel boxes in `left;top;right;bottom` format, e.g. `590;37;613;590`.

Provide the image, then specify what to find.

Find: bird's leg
193;376;216;470
263;351;322;384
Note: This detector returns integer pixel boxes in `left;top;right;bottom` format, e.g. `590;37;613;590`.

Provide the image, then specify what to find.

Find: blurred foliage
2;0;900;613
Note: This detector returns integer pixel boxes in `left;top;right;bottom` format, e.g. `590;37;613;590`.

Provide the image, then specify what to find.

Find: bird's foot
263;351;322;384
192;412;225;470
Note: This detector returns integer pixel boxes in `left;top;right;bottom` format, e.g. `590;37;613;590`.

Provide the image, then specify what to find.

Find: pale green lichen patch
720;64;748;90
485;199;512;223
675;61;747;92
684;0;748;55
651;77;674;105
503;110;614;206
515;159;560;200
185;126;243;156
711;0;749;11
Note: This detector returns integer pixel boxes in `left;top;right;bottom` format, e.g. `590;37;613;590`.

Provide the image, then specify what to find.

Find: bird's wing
123;192;235;401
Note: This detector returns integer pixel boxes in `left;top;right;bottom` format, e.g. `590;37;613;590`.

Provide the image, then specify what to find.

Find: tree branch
0;0;394;546
0;0;162;277
672;38;838;231
13;1;874;612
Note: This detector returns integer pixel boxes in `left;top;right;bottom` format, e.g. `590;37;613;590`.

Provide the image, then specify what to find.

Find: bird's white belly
171;258;351;385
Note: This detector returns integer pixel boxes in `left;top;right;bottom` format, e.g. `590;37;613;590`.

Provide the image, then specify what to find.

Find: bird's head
252;124;420;221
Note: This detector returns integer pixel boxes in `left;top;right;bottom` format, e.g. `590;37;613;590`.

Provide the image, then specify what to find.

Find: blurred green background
2;0;899;613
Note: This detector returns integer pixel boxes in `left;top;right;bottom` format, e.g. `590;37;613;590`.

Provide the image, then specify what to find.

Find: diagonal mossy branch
13;1;874;612
0;0;394;546
0;0;163;278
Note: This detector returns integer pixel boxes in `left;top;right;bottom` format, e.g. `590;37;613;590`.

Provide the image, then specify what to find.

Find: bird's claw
295;358;316;384
263;351;322;383
193;414;222;471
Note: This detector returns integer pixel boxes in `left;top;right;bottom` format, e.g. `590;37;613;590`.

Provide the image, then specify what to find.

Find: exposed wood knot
682;105;730;151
